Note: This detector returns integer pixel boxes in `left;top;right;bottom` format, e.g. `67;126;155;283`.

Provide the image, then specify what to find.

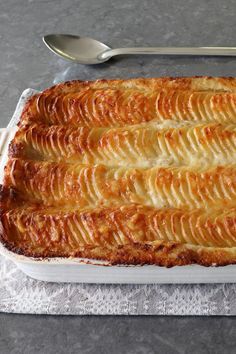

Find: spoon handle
100;47;236;59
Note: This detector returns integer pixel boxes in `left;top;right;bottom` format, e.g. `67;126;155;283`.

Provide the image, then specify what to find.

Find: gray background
1;0;236;352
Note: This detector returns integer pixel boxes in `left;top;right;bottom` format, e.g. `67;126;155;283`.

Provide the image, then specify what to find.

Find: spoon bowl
43;34;111;64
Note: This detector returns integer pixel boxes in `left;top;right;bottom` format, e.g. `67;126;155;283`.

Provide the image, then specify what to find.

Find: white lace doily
1;255;236;315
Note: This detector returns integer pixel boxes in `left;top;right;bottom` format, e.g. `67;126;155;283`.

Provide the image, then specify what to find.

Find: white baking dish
1;88;236;284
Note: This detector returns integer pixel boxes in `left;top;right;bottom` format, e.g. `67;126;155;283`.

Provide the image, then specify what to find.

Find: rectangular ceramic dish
1;88;236;284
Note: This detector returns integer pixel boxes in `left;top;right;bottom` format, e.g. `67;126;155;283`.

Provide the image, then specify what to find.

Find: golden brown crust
2;203;236;266
5;158;236;210
2;202;236;248
9;122;236;168
3;77;236;266
19;77;236;127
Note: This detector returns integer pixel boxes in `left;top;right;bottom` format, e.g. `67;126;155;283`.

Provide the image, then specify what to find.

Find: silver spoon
43;34;236;65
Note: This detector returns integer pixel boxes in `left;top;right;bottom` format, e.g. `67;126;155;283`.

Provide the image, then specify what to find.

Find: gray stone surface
1;0;236;352
1;314;236;354
1;0;236;126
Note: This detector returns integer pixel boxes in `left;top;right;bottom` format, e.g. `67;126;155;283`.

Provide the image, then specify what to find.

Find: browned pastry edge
19;76;236;127
0;185;24;210
1;184;236;267
1;233;236;267
35;76;236;94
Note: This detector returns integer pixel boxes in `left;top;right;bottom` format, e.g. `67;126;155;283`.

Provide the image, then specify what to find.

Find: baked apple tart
2;77;236;266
